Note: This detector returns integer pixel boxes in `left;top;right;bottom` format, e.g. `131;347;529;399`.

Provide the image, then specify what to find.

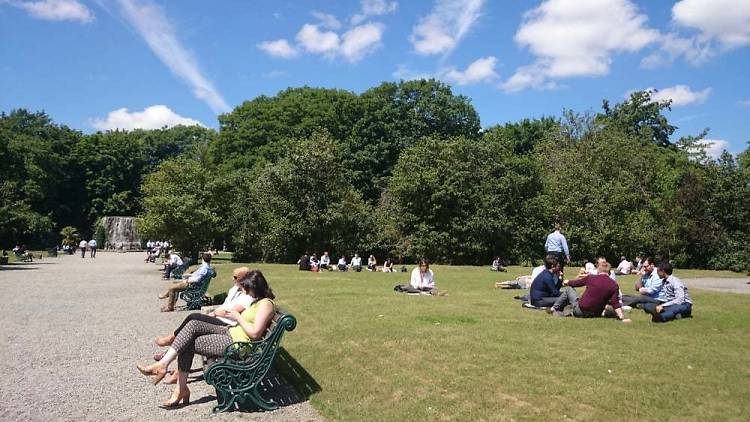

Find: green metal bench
177;266;216;310
204;310;297;413
171;257;192;280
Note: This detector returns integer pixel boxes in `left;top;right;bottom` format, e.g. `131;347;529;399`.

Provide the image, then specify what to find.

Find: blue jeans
644;302;692;322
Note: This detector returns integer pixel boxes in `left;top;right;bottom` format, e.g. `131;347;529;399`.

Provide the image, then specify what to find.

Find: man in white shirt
78;239;88;258
320;251;331;270
159;253;212;312
88;239;97;258
615;256;632;275
351;254;362;272
162;252;184;280
544;223;571;274
337;256;348;271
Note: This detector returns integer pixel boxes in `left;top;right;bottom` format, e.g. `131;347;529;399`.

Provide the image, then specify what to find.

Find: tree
138;158;223;260
596;90;676;147
228;132;374;262
59;226;80;247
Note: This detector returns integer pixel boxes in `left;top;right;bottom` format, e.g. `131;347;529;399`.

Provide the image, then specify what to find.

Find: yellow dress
228;298;274;342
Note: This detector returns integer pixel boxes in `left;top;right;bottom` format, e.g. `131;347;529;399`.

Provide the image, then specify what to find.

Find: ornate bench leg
247;386;278;411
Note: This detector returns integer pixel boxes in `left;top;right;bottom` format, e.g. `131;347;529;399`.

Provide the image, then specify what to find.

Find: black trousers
173;312;228;336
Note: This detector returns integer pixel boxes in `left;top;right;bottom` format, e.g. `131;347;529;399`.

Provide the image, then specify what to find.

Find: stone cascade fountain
101;216;141;251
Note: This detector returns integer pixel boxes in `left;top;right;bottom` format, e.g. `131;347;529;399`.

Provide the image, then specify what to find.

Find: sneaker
622;305;632;312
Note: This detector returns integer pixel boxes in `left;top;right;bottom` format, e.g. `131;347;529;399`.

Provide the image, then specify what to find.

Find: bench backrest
228;309;297;382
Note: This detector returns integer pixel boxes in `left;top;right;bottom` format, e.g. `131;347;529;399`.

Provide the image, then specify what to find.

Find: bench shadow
259;347;322;406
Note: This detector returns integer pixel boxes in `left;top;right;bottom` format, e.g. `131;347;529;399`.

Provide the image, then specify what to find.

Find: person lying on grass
394;258;446;295
152;266;254;384
158;252;212;312
643;262;692;323
137;270;276;408
548;258;632;323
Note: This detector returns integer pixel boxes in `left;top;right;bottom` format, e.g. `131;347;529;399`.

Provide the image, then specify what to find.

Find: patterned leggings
171;320;234;371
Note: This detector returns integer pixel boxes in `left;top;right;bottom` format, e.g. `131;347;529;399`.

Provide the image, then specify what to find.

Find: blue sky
1;0;749;156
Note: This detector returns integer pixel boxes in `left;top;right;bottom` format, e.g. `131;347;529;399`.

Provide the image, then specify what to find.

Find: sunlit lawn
198;263;749;421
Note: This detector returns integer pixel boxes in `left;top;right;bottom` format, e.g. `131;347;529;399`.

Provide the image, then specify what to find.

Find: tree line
2;80;748;271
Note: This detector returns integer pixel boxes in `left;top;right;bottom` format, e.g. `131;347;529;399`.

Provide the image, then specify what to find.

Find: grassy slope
203;263;749;421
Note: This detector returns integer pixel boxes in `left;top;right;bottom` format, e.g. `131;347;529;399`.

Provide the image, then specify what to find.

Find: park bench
171;257;192;280
177;267;216;310
204;309;297;413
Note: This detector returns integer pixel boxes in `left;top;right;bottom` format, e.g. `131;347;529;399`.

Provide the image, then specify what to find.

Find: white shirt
169;254;183;267
351;256;362;266
320;255;330;265
88;239;97;247
410;267;435;289
217;286;254;326
338;258;347;266
79;240;88;248
530;265;545;282
616;260;632;273
585;262;596;275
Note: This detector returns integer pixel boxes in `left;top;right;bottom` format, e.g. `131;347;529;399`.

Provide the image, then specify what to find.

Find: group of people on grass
298;251;401;273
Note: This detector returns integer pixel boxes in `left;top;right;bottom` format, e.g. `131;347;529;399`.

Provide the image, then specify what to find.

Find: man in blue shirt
544;223;570;274
643;262;692;323
621;257;665;309
529;255;562;308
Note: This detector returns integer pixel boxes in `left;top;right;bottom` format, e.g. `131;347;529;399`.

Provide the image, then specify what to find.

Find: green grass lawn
203;263;749;421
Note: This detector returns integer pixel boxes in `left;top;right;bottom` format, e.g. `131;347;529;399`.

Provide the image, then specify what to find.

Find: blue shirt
640;269;665;301
530;270;561;305
661;275;692;307
188;262;211;284
544;230;570;258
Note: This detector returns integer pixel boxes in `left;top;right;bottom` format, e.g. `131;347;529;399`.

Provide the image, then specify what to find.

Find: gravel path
683;277;750;295
0;252;323;421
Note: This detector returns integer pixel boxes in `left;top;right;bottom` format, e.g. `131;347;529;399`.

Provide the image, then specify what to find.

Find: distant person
88;239;97;258
367;255;377;271
544;223;570;273
351;254;362;272
162;252;184;280
337;256;348;271
497;264;544;290
79;239;88;258
394;259;440;295
529;255;562;308
320;252;331;270
491;257;506;272
583;259;596;275
298;254;310;271
310;254;320;272
633;255;643;273
621;257;664;309
548;258;631;323
382;258;393;272
159;253;212;312
643;262;692;323
615;256;632;275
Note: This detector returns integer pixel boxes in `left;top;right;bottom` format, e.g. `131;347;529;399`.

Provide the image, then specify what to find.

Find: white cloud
9;0;93;22
91;105;204;131
392;64;433;80
115;0;230;113
642;1;750;68
738;99;750;108
340;23;384;62
695;139;731;159
502;0;658;92
257;39;298;59
296;24;340;55
351;0;398;25
311;10;341;30
410;0;484;56
441;56;498;85
645;85;711;107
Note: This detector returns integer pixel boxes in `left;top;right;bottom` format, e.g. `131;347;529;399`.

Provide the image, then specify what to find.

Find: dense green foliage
1;83;748;271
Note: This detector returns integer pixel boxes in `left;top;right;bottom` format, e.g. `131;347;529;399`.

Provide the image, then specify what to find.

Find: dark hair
544;254;559;269
239;270;275;300
418;258;430;268
202;252;212;263
658;261;673;275
644;256;655;266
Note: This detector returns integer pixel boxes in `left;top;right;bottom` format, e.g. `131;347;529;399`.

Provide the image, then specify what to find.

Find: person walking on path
544;223;570;273
78;239;88;258
88;239;97;258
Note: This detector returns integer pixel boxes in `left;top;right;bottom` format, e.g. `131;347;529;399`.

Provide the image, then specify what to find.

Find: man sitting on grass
548;258;631;323
528;255;562;308
643;262;692;323
158;253;212;312
621;257;664;309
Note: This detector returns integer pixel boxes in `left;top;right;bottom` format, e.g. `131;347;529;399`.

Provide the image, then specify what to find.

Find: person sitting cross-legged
394;259;443;295
158;253;212;312
320;251;331;270
549;258;631;323
528;255;563;308
643;262;692;323
621;257;665;309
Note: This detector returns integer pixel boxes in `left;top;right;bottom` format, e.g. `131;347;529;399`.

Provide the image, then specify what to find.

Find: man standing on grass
621;257;664;309
643;262;692;323
544;223;570;274
79;239;87;258
548;258;631;323
529;255;562;308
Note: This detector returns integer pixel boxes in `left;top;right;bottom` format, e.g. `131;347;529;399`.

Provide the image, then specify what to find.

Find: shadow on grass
259;347;322;407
